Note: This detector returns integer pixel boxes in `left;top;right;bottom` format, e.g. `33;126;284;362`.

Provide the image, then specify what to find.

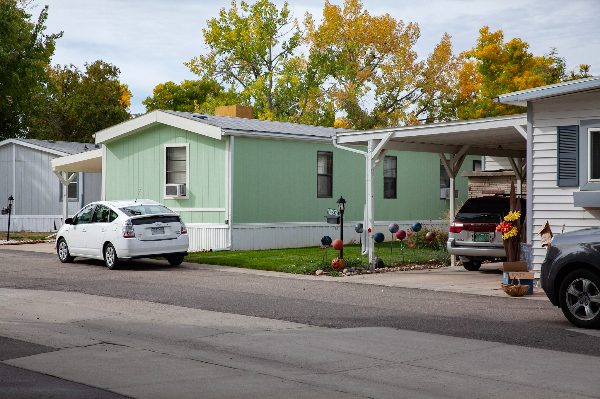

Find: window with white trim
383;156;397;199
59;173;78;201
164;144;188;198
317;151;333;198
589;128;600;181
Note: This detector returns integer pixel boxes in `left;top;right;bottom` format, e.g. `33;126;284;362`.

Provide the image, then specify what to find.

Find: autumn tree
305;0;460;129
142;79;225;113
442;27;592;120
186;0;333;125
31;60;132;143
0;0;62;140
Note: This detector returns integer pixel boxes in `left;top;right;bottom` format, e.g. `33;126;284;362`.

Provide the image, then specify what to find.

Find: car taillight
450;222;463;233
179;217;187;234
122;219;135;238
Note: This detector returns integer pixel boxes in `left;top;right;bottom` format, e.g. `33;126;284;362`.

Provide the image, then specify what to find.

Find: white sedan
56;199;189;270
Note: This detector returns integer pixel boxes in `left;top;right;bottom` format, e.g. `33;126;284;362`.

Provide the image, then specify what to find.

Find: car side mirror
65;218;74;225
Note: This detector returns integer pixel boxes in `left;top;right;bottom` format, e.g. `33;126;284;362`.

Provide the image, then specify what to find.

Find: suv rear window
120;204;174;216
455;199;510;223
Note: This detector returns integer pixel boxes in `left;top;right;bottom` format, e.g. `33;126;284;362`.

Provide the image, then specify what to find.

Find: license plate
151;227;165;235
474;233;489;242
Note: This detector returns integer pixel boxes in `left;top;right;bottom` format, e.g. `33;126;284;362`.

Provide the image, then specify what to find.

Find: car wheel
559;269;600;329
462;260;482;271
57;238;74;263
104;243;120;270
167;254;185;266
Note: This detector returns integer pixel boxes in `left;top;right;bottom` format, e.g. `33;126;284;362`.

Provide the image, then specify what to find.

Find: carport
51;148;103;222
333;114;528;268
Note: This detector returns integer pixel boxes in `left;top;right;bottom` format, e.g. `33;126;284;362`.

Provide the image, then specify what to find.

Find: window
73;205;94;225
588;129;600;181
440;162;450;189
473;160;482;171
317;151;333;198
59;173;78;201
383;156;397;199
165;144;188;198
557;125;579;187
91;205;111;223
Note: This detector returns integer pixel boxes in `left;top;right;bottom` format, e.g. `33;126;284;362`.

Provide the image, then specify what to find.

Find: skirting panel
187;224;229;252
230;220;448;251
0;216;64;233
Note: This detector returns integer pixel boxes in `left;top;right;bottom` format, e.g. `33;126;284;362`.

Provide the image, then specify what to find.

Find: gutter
332;136;369;256
211;135;234;252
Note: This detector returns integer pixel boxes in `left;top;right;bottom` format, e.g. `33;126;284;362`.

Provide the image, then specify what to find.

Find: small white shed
497;76;600;271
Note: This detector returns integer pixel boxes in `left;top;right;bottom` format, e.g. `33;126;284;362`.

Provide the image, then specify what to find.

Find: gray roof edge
495;75;600;104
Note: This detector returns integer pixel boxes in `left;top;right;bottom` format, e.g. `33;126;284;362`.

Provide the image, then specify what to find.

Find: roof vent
84;145;88;151
48;140;55;143
191;114;207;120
95;144;100;149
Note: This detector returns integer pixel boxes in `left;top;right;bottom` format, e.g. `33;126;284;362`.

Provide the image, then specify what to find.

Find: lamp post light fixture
336;196;346;259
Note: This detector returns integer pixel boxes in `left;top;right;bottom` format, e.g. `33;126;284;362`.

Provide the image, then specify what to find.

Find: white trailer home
497;76;600;272
0;139;102;232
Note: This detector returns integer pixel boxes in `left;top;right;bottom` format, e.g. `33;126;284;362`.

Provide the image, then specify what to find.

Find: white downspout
211;135;234;252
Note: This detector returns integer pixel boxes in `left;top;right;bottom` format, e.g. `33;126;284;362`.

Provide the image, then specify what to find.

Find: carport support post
366;140;375;270
54;171;77;225
439;145;469;267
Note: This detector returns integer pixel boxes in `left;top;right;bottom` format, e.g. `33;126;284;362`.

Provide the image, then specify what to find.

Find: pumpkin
331;258;345;271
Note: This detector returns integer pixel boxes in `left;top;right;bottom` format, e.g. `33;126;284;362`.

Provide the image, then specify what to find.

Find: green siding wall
233;137;473;224
104;124;227;223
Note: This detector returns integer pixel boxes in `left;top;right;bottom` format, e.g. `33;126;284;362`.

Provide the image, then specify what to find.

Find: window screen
384;156;397;199
317;151;333;198
166;146;187;185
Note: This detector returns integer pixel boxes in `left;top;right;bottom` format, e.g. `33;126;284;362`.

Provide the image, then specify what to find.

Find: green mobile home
60;108;474;251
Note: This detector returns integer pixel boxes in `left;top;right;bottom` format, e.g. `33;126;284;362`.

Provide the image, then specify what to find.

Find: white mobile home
0;139;102;232
497;76;600;271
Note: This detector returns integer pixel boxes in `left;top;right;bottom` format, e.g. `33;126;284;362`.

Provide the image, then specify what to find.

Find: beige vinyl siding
530;90;600;270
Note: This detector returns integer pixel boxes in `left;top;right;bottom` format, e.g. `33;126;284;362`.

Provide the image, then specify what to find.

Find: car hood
551;227;600;247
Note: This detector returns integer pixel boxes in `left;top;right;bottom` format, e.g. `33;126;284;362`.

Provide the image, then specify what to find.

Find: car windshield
120;204;173;216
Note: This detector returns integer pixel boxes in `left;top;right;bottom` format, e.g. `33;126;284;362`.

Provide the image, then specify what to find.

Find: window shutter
557;125;579;187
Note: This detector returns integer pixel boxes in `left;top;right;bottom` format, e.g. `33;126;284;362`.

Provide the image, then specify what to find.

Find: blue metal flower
411;222;422;232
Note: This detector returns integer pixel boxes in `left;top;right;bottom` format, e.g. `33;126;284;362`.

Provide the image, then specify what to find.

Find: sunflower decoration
496;211;520;240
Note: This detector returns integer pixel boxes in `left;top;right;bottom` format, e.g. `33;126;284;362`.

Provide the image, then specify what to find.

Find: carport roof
335;113;527;158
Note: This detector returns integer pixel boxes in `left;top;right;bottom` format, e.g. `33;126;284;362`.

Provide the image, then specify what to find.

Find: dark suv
541;228;600;329
447;196;525;271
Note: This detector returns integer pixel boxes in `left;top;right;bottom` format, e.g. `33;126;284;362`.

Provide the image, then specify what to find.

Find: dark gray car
541;228;600;329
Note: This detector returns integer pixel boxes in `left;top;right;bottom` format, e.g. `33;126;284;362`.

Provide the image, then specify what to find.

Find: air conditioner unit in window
166;183;186;197
440;187;459;199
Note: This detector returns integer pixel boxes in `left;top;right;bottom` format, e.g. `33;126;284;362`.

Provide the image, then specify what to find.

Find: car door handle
101;228;107;232
81;228;87;232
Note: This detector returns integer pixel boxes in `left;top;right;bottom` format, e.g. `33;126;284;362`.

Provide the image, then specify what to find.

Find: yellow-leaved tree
305;0;461;129
441;26;592;120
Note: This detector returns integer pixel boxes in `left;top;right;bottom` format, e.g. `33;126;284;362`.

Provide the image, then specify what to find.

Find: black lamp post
2;195;14;241
336;196;346;259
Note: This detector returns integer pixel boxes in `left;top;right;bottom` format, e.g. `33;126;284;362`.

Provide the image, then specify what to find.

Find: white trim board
95;110;222;144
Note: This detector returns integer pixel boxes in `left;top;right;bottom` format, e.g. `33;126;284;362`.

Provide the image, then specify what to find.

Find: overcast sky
34;0;600;115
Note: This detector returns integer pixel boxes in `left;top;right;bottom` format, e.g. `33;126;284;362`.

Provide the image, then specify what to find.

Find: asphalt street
1;247;599;398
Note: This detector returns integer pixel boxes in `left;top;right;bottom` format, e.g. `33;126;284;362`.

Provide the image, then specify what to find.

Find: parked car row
56;200;188;270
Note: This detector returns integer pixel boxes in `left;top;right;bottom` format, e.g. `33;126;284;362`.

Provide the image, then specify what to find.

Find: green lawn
184;243;449;274
0;231;54;241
